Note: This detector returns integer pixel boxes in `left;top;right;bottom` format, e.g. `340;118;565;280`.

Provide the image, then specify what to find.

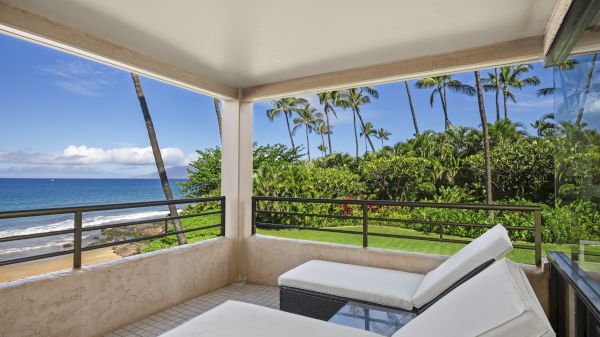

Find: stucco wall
247;235;550;315
0;237;233;337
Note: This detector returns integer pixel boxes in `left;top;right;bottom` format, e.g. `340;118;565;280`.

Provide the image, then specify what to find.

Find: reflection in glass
554;53;600;268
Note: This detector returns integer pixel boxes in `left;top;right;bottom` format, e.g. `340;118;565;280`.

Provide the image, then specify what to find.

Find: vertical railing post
73;211;82;269
534;209;542;267
251;197;256;235
362;203;368;248
220;197;226;237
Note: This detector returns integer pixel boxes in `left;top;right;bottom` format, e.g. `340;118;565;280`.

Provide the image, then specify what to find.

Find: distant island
133;166;192;179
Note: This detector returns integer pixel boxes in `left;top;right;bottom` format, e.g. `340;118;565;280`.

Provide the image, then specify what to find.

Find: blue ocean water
0;178;188;260
0;178;185;211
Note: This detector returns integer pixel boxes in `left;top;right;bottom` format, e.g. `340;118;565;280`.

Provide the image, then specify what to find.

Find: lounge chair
278;224;513;319
158;258;554;337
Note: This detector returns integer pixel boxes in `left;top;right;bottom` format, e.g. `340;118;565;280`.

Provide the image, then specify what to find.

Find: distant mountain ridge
133;166;192;179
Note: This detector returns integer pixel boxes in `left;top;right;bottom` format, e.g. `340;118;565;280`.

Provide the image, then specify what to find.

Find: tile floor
104;283;278;337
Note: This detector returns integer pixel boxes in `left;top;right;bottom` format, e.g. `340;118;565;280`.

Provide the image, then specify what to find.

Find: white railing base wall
0;237;233;337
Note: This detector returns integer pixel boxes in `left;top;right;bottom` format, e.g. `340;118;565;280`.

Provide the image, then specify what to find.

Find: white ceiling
5;0;557;89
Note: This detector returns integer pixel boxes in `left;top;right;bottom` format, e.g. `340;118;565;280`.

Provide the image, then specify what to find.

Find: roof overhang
0;0;593;101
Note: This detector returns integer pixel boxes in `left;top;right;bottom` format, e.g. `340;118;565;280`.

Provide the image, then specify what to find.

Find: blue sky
0;33;554;178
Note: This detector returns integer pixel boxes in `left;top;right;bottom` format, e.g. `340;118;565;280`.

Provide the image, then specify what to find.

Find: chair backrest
395;258;554;337
411;224;513;309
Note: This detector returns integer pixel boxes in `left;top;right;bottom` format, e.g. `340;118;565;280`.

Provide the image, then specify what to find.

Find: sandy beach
0;247;121;283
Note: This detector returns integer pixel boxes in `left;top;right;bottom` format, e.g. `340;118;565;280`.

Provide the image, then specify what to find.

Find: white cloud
183;151;199;165
0;145;186;166
39;61;117;96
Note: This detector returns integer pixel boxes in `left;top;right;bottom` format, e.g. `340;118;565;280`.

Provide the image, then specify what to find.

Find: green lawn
143;214;222;253
257;225;576;265
142;215;578;265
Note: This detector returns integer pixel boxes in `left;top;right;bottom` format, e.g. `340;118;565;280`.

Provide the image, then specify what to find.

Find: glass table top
328;301;416;337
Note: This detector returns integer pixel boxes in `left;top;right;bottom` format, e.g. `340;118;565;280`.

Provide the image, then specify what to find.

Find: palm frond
415;77;439;89
536;87;555;97
506;91;517;103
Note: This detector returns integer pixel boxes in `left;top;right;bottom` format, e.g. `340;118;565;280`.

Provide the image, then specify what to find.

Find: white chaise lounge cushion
158;300;380;337
411;224;513;308
278;260;424;310
392;258;554;337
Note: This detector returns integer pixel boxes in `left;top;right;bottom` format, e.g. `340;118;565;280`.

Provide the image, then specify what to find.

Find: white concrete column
221;97;253;282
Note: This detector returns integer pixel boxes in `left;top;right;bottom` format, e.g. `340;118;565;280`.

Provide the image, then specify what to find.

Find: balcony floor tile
104;283;278;337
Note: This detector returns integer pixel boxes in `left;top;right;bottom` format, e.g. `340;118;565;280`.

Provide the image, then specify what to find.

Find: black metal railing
252;196;543;266
549;251;600;337
0;196;225;268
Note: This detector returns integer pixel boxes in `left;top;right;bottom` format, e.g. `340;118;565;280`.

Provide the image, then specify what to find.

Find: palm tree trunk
494;68;501;122
284;112;296;150
130;73;186;245
503;87;509;119
352;109;359;157
576;53;597;126
355;109;376;152
320;133;326;156
325;106;333;155
475;71;493;203
305;127;311;161
404;81;420;136
558;70;570;110
365;135;368;155
438;85;450;131
213;98;223;141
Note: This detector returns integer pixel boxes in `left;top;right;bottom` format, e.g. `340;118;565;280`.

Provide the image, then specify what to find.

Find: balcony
2;0;600;336
0;196;557;336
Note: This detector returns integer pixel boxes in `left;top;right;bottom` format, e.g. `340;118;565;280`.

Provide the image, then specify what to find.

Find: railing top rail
252;196;542;211
0;196;225;219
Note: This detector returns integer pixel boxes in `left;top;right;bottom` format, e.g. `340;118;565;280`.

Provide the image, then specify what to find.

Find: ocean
0;178;188;262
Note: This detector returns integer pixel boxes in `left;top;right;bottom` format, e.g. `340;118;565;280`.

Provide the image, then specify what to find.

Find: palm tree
536;59;578;105
474;71;493;205
317;91;341;154
315;120;330;156
416;75;476;131
536;57;595;126
266;97;308;151
483;64;540;120
339;87;379;156
292;105;323;161
403;81;420;136
213;98;223;141
576;54;597;126
489;118;527;144
130;73;186;245
484;69;502;121
531;113;555;137
376;128;391;148
360;122;377;154
317;144;328;157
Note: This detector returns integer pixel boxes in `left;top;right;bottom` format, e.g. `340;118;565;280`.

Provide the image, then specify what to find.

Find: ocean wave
0;239;73;256
0;209;180;239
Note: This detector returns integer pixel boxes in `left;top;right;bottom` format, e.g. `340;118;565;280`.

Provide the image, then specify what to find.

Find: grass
143;214;222;253
257;225;577;265
142;215;580;266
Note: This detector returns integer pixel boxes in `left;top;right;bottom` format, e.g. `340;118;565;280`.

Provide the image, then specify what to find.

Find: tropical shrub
359;156;436;200
180;120;600;245
465;138;555;203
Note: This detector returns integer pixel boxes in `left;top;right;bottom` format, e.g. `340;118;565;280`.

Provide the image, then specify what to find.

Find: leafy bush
180;119;600;246
465;138;555;203
360;156;436;200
